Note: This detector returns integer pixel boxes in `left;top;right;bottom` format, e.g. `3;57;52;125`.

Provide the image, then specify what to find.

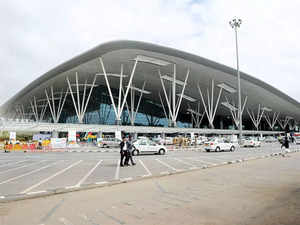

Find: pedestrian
125;135;136;166
119;136;128;167
281;135;289;149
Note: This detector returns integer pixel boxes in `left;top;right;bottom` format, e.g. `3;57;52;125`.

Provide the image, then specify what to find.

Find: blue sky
0;0;299;104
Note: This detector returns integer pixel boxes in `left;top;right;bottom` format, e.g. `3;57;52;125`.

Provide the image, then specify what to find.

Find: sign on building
9;132;16;140
68;130;77;142
51;138;67;149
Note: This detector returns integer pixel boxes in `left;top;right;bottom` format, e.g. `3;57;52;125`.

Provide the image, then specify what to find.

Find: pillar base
115;120;122;126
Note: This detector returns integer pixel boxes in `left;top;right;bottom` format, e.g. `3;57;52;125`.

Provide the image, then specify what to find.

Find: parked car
264;136;277;143
204;138;238;152
97;138;121;148
191;136;207;145
132;139;167;155
242;137;261;147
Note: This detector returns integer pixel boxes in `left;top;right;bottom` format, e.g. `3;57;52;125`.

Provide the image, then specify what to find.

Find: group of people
120;136;136;167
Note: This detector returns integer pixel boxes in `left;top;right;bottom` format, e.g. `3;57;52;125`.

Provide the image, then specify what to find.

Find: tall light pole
229;18;243;140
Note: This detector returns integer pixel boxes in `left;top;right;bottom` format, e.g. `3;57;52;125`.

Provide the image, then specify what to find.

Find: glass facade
52;85;191;128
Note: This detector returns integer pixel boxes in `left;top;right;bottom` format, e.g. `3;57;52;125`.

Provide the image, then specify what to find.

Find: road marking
173;158;196;167
21;160;82;194
0;160;29;168
139;159;152;176
0;160;47;174
59;217;74;225
120;177;132;182
155;159;177;171
27;190;47;195
65;185;78;189
0;161;59;185
75;160;103;187
95;181;108;185
160;171;170;175
193;159;216;165
114;160;120;180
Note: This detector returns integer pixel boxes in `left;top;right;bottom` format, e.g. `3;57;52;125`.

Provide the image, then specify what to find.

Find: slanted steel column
45;87;69;123
159;66;190;127
188;102;204;128
264;112;280;130
198;80;223;129
223;96;247;129
66;73;97;123
123;82;150;126
247;104;266;131
98;58;138;125
30;96;48;122
278;116;292;131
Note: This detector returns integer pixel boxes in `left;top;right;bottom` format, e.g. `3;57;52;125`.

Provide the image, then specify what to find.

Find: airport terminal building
1;40;299;133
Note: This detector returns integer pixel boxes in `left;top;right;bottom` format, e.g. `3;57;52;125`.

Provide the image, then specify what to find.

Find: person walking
125;136;136;166
281;134;289;151
119;137;128;167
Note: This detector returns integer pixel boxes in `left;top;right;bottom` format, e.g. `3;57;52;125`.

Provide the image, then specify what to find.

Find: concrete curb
0;149;299;203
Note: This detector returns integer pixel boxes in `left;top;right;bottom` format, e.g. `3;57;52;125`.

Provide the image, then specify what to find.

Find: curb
0;149;299;203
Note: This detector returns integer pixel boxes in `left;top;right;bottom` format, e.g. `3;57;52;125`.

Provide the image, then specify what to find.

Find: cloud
0;0;299;105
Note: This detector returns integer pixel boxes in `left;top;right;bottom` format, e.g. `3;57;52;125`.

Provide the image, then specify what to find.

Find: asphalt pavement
1;145;300;225
0;143;298;199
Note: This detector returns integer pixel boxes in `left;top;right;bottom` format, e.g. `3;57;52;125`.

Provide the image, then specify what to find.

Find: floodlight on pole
229;17;243;140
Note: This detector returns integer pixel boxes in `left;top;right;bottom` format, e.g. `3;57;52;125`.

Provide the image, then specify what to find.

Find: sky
1;0;300;105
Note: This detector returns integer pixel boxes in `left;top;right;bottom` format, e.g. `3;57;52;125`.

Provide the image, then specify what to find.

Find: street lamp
229;17;243;141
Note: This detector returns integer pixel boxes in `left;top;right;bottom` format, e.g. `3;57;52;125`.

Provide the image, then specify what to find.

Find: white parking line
139;159;152;176
27;190;47;195
192;159;216;165
155;159;177;171
0;160;47;174
173;158;196;167
75;160;103;187
114;160;120;180
95;181;108;185
21;160;82;194
0;161;60;185
0;160;29;168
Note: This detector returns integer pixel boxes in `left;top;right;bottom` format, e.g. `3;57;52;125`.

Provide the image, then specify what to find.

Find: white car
204;138;238;152
97;138;121;148
264;136;277;143
132;139;167;155
242;137;261;147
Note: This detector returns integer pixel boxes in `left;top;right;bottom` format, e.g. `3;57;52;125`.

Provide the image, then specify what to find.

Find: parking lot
0;143;298;199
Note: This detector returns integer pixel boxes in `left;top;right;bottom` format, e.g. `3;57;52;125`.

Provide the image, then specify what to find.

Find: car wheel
206;149;210;152
230;146;235;152
215;147;221;152
132;149;139;156
159;149;165;155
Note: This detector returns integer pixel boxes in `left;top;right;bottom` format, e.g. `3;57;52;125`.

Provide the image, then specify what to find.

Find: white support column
197;80;223;129
247;104;266;130
264;112;279;130
158;92;168;120
45;88;69;123
278;116;292;131
99;58;138;125
67;74;97;123
159;67;190;127
188;102;204;128
224;96;247;129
